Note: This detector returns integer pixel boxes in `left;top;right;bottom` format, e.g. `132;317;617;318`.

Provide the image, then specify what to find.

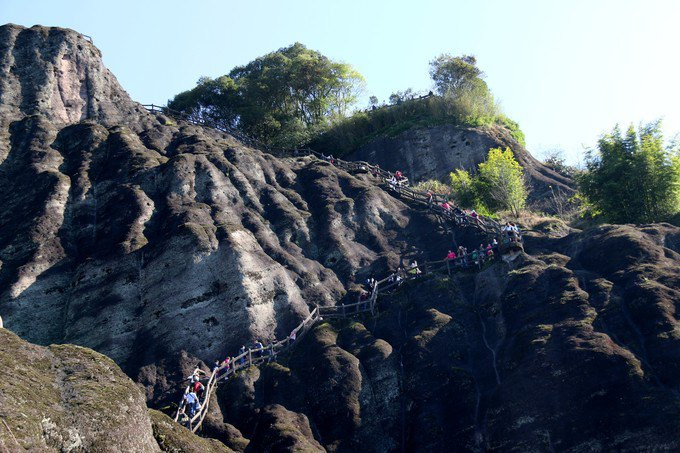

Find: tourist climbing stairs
175;270;413;433
146;105;523;433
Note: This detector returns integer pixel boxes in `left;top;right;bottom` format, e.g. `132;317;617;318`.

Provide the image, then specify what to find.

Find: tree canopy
477;147;528;216
579;121;680;223
429;55;482;95
446;147;527;216
428;54;498;124
169;43;365;147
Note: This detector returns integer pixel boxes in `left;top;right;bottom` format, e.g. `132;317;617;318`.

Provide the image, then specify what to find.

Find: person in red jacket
193;380;205;399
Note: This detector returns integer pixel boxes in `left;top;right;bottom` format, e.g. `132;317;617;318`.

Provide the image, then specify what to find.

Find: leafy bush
477;147;528;216
412;179;454;197
496;115;526;147
445;148;527;216
448;169;478;207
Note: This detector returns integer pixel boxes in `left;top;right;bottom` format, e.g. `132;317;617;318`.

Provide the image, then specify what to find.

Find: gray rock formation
2;23;680;453
0;25;443;379
205;223;680;452
347;124;574;207
0;24;154;164
0;111;443;374
0;24;146;127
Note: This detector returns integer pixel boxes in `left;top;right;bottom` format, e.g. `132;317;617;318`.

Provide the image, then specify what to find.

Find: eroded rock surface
0;109;441;378
0;24;147;127
204;224;680;451
347;124;574;208
0;25;443;381
0;328;159;452
2;23;680;453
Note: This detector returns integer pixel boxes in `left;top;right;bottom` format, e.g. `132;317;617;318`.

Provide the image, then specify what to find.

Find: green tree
477;147;527;216
428;54;498;123
579;121;680;223
449;168;478;207
429;54;482;96
169;43;365;147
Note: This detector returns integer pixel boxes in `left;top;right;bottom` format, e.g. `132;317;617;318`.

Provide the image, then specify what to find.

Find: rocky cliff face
0;328;229;452
0;111;442;375
0;24;145;127
198;223;680;452
347;124;575;208
2;23;679;453
0;24;152;164
0;25;442;378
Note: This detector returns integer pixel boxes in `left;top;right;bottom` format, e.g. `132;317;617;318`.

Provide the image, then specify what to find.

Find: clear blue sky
3;0;679;163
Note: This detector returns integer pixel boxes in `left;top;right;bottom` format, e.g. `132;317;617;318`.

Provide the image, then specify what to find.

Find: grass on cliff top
308;95;525;157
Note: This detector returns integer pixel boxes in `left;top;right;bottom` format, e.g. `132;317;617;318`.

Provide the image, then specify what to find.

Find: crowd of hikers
445;241;498;269
173;162;524;431
442;225;522;269
176;333;299;428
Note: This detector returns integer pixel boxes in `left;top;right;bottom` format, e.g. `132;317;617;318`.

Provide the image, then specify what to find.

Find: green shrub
441;148;527;216
412;179;454;197
496;115;526;147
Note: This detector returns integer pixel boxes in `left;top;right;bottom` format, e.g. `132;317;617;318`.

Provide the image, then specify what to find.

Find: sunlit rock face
0;328;231;452
0;24;144;127
0;26;442;376
0;112;443;375
2;23;679;453
0;328;160;452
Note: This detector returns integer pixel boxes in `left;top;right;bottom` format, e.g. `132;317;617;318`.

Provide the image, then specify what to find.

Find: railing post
342;304;346;318
446;259;451;277
248;349;252;367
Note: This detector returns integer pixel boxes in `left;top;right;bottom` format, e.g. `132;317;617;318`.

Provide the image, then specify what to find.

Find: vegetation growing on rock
579;121;680;224
1;22;680;453
168;42;365;148
310;55;526;156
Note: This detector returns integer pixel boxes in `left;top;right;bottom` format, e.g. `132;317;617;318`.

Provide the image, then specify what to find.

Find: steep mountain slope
0;24;151;163
199;223;680;452
347;123;574;208
1;23;679;453
0;24;441;377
